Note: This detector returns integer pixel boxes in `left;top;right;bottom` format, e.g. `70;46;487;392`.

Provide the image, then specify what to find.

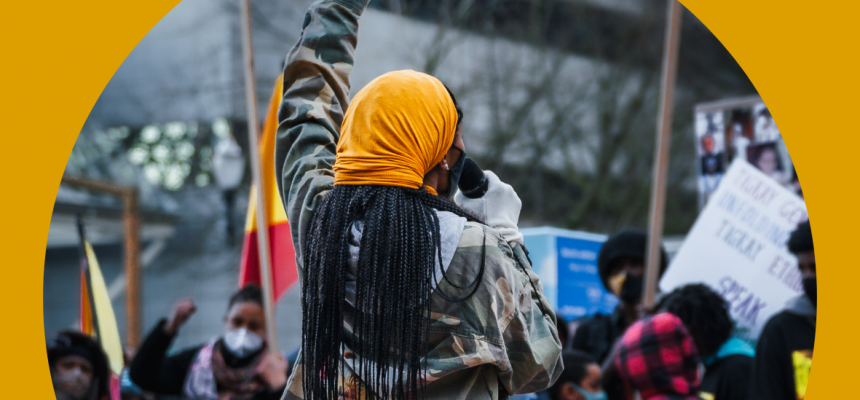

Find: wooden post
239;0;279;353
61;176;142;347
123;189;141;347
643;0;684;309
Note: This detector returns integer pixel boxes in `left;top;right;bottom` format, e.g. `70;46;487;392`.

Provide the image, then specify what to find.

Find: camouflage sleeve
502;242;564;394
275;0;370;279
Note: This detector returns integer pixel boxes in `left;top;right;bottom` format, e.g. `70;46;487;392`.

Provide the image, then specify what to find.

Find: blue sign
556;236;618;321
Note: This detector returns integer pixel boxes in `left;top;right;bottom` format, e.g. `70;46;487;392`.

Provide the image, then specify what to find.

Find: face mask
223;328;264;358
619;274;644;304
802;277;817;307
52;367;92;400
573;383;607;400
610;271;644;304
446;149;466;199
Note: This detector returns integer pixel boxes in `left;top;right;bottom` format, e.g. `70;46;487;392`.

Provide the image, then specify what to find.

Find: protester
658;284;754;400
128;285;288;400
545;350;605;400
615;313;700;400
571;228;667;400
571;228;668;363
47;331;110;400
275;0;562;398
749;221;816;400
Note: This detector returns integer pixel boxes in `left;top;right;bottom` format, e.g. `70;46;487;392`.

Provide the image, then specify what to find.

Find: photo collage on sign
695;100;801;208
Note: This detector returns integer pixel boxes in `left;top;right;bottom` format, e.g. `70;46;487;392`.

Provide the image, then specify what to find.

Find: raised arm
275;0;369;278
128;319;198;394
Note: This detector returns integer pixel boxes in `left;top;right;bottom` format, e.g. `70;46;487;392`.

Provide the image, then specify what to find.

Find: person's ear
560;382;582;400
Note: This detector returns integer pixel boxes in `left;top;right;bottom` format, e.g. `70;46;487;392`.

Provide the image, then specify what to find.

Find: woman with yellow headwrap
275;1;562;399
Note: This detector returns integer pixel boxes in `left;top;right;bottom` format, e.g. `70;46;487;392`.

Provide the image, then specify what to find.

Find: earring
444;162;450;171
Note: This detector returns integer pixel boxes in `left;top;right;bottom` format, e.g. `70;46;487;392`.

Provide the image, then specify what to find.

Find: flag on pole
239;73;298;303
80;267;95;336
78;218;124;400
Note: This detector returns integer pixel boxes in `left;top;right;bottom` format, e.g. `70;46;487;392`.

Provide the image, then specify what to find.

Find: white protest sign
659;159;807;340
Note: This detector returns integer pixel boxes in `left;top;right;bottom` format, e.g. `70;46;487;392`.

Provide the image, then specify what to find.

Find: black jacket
748;299;816;400
699;354;753;400
128;319;285;400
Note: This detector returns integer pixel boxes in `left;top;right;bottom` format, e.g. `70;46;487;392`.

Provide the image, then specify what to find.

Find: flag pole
643;0;684;309
77;216;102;340
239;0;278;353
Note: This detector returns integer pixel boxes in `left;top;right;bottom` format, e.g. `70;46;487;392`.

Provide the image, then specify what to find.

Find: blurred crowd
48;221;815;400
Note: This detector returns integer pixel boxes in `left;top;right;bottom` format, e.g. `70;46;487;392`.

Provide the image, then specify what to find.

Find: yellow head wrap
333;70;458;195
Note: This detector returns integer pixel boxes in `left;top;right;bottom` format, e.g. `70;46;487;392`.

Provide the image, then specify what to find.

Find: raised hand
164;299;197;335
259;351;289;389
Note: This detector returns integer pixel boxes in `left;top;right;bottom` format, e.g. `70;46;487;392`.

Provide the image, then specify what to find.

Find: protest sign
660;159;807;340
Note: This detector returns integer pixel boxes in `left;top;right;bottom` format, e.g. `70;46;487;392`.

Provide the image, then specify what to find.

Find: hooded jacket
615;313;700;400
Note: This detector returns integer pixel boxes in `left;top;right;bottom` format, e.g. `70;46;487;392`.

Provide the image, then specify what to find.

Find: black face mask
620;274;644;304
446;149;466;199
802;277;817;308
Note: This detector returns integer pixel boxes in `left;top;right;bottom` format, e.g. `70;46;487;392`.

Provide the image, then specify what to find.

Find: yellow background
1;0;847;398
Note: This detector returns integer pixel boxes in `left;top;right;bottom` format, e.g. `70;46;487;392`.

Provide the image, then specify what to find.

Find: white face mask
223;328;264;358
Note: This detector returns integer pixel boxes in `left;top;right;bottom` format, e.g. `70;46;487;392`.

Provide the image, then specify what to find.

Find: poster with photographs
695;98;801;209
725;108;753;162
695;111;726;206
754;103;780;142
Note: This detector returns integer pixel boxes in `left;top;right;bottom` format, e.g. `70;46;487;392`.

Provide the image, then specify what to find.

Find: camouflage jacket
275;1;563;398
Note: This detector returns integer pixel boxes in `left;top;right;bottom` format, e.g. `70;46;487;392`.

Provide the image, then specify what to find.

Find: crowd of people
48;222;815;400
47;0;816;399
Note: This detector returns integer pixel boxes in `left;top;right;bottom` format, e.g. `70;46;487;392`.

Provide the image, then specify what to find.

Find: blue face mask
573;384;607;400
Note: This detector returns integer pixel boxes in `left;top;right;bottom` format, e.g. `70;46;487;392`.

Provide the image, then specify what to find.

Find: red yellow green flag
239;73;298;302
80;268;94;336
81;241;124;375
77;218;125;400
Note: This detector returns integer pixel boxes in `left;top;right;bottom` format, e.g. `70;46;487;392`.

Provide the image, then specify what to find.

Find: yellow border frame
3;1;843;398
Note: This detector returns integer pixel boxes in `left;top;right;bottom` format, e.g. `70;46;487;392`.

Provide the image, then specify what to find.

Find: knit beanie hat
597;228;668;291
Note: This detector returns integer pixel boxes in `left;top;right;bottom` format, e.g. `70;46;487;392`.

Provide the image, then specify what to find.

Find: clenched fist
164;299;197;335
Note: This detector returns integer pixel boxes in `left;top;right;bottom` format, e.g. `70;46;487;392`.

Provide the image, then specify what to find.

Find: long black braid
302;185;482;399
